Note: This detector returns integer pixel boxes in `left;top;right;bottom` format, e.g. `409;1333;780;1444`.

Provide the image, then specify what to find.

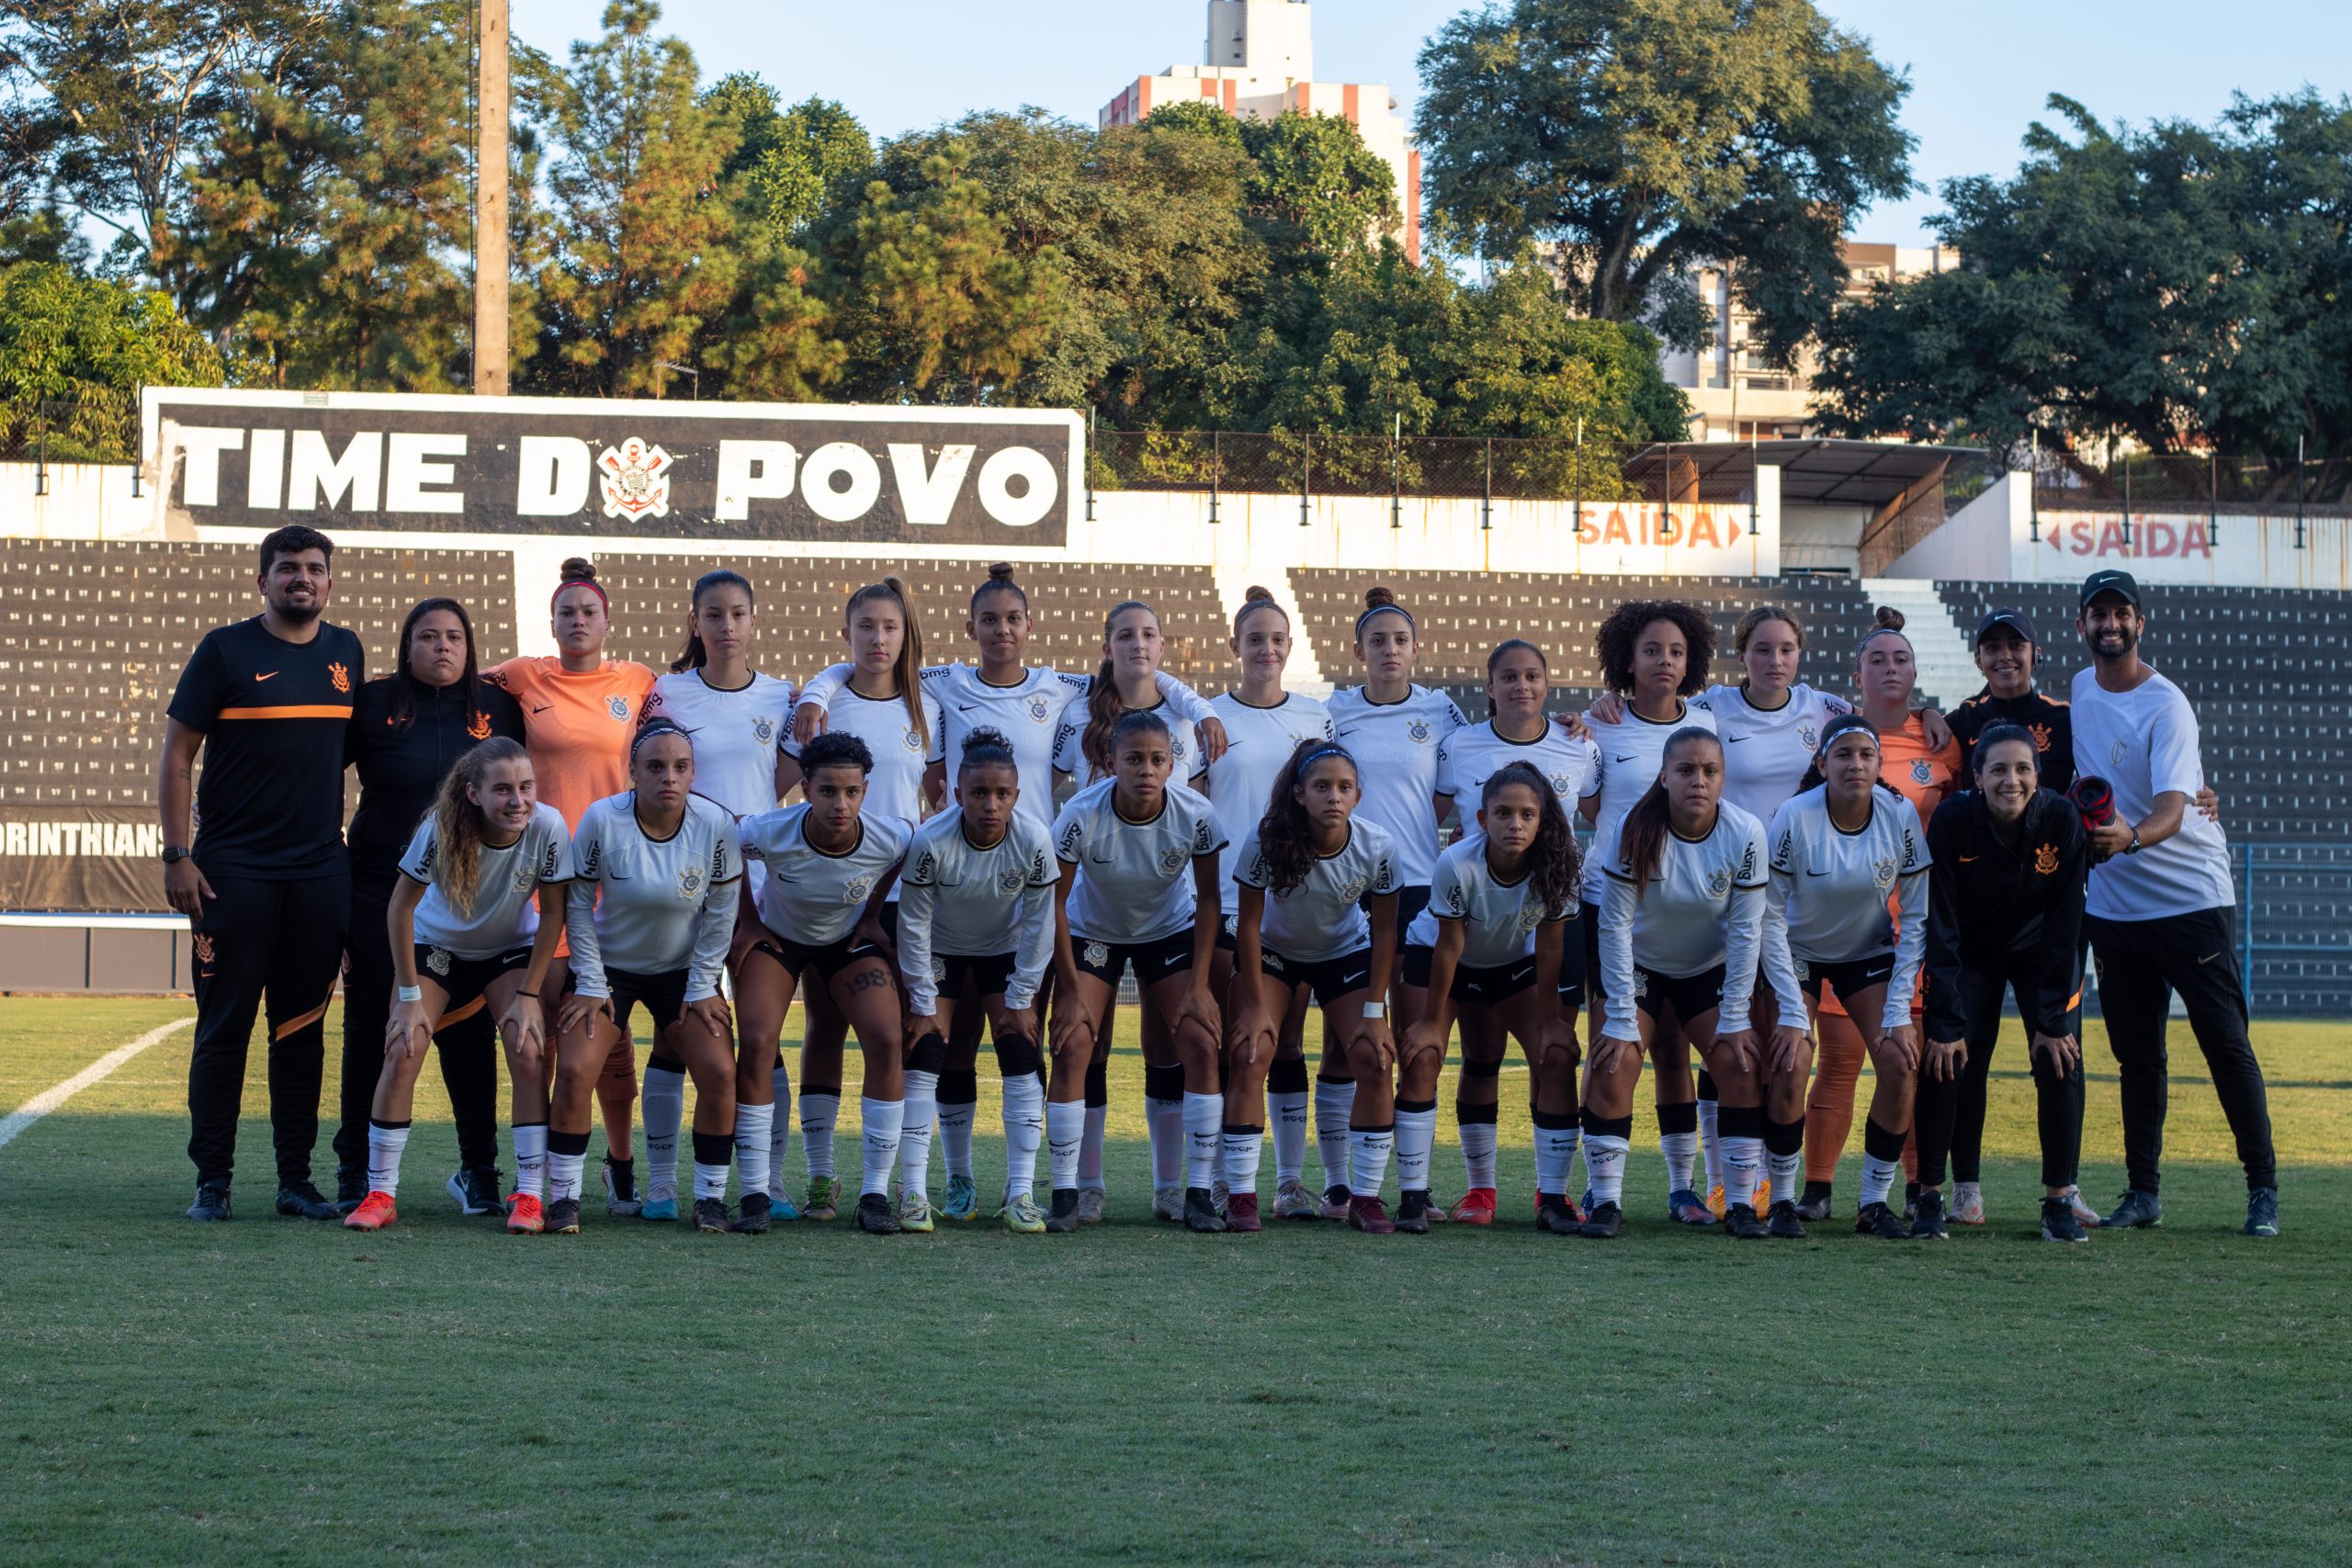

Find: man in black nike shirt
161;525;364;1221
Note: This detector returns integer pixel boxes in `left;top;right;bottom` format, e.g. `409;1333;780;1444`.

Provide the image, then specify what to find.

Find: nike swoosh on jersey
1614;754;1636;763
1804;868;1829;876
2197;951;2222;964
957;704;979;711
530;703;552;715
254;671;279;682
1724;735;1748;743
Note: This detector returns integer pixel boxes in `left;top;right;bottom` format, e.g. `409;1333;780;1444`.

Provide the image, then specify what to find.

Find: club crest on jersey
606;695;631;722
1516;904;1543;933
678;863;706;899
1798;723;1818;750
997;868;1024;894
842;873;875;906
903;727;924;751
1909;759;1933;785
468;711;493;740
1873;857;1897;889
931;956;947;982
322;660;348;694
753;716;775;744
1336;875;1369;904
1704;866;1732;898
1159;845;1188;874
2110;738;2130;766
512;857;537;894
597;436;673;520
1407;718;1431;744
1083;940;1110;968
1028;694;1052;722
2029;722;2052;752
425;946;452;976
2034;842;2060;875
1548;771;1572;796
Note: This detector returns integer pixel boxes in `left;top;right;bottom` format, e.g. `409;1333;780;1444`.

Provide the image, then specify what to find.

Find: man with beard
162;525;365;1222
2071;570;2278;1237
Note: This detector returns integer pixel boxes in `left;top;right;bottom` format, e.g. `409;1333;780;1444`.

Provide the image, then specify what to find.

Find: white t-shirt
2070;664;2235;920
1580;695;1717;904
1202;692;1334;916
1232;817;1400;964
1434;719;1600;818
782;683;943;829
738;804;911;949
1054;699;1206;793
1052;779;1227;946
895;808;1059;1013
1597;800;1768;1039
1327;684;1466;888
1702;682;1850;826
1404;831;1572;968
401;802;571;959
642;669;797;819
1762;785;1930;1029
565;793;741;1001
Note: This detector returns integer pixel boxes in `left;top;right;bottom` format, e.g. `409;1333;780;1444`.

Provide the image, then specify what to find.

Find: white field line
0;1016;193;1151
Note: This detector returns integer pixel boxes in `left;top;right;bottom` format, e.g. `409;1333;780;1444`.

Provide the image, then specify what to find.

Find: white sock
1002;1075;1045;1200
1182;1092;1223;1190
1394;1105;1438;1192
1660;1129;1699;1193
641;1062;686;1201
1221;1126;1263;1195
899;1069;939;1200
548;1149;585;1202
693;1158;729;1201
1271;1088;1309;1184
1532;1119;1580;1197
1583;1134;1629;1208
513;1123;548;1200
1724;1134;1765;1209
1047;1100;1086;1190
1698;1095;1722;1193
1079;1105;1108;1191
1459;1119;1498;1190
1861;1153;1900;1210
860;1097;904;1198
734;1102;774;1200
766;1076;793;1201
801;1090;840;1180
366;1122;410;1197
1349;1126;1393;1199
1315;1079;1355;1193
1148;1092;1185;1187
940;1097;976;1181
1768;1145;1803;1208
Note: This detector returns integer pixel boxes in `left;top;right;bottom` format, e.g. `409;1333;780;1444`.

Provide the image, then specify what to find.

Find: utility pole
473;0;511;395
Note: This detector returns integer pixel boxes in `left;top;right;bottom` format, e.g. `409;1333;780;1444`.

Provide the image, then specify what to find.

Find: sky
512;0;2352;247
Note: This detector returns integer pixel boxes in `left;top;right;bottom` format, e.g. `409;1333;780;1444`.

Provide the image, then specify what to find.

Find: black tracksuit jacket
1922;788;2089;1041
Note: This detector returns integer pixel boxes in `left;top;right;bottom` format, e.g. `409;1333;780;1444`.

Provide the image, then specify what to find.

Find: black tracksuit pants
1914;962;2085;1190
187;872;350;1188
2086;906;2276;1194
333;882;503;1183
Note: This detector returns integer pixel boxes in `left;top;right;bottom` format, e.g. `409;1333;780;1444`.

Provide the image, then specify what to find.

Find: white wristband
396;985;423;1003
1361;1001;1387;1020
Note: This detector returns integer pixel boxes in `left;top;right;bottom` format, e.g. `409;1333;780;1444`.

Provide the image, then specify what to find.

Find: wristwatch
2124;825;2143;855
162;845;192;864
1362;1001;1387;1020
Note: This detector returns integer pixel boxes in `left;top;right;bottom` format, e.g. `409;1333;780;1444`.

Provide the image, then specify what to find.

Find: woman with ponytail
345;739;570;1235
1581;728;1771;1240
1400;761;1584;1233
485;557;660;1217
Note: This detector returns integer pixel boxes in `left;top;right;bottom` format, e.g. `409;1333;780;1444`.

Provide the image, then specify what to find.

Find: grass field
2;997;2346;1566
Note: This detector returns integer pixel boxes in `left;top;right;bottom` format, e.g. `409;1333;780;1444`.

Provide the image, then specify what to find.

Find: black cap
1973;607;2037;647
2079;569;2142;613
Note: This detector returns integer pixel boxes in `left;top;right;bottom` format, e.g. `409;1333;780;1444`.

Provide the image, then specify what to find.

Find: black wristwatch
2123;825;2143;856
162;845;192;864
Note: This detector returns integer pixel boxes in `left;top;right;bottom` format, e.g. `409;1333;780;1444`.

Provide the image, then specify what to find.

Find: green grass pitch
2;996;2346;1565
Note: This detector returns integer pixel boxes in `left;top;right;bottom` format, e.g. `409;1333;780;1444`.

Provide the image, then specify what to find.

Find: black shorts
1216;910;1239;953
1071;927;1195;988
1554;908;1588;1012
1634;963;1727;1027
1580;899;1604;998
566;965;690;1036
1806;952;1896;1012
1358;883;1430;942
1402;943;1537;1007
932;950;1020;1000
1262;944;1374;1008
751;930;888;986
416;943;530;1011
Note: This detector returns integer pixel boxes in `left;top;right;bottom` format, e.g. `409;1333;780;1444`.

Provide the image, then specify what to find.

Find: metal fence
2232;841;2352;1017
0;397;144;489
2030;443;2351;518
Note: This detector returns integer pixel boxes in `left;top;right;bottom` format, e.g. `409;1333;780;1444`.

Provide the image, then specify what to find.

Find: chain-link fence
0;397;144;480
2030;444;2351;516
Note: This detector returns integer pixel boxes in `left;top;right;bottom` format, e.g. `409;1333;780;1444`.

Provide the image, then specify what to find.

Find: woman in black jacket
1914;723;2092;1242
332;598;526;1213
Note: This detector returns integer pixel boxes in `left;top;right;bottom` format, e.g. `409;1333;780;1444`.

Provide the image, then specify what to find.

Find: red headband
553;578;608;613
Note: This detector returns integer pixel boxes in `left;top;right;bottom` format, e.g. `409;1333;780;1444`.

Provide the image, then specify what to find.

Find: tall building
1099;0;1420;264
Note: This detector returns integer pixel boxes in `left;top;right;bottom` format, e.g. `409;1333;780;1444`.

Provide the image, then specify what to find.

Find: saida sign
141;389;1082;547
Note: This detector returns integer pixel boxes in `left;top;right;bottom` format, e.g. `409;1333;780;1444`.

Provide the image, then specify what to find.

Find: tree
706;75;871;238
1415;0;1912;360
0;261;221;458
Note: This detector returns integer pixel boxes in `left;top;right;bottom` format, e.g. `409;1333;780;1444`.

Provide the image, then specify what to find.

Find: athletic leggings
1911;963;2084;1190
1804;1007;1918;1186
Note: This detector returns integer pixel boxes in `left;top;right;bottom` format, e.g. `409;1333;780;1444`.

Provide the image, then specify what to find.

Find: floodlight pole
473;0;511;395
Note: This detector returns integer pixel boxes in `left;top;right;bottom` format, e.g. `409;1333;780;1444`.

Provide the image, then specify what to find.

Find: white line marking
0;1016;194;1150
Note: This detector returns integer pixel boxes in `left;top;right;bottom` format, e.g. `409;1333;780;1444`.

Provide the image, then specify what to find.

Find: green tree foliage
706;76;871;238
0;261;221;457
1815;93;2352;473
1415;0;1912;361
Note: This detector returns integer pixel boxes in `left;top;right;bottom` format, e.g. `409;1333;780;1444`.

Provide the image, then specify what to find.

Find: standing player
1227;741;1401;1232
345;739;568;1233
1761;714;1933;1240
338;597;525;1217
1042;711;1227;1234
1580;728;1770;1239
896;729;1060;1232
552;722;741;1235
1202;586;1331;1222
1325;586;1466;1219
1915;724;2093;1242
486;558;659;1217
2071;570;2278;1236
1946;608;2074;792
635;570;797;1223
733;733;915;1235
1400;762;1583;1232
162;524;362;1223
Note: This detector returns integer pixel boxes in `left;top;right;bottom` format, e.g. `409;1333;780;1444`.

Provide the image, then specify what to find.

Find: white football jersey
1052;779;1226;946
566;792;741;1001
1233;817;1400;964
1763;785;1931;1028
401;802;571;959
1202;692;1334;916
1702;682;1850;826
1054;699;1206;793
895;808;1058;1013
1327;684;1466;888
1404;831;1572;969
782;683;942;829
1580;695;1717;904
2070;664;2235;920
1597;799;1768;1039
739;804;911;949
1434;719;1600;818
643;669;797;819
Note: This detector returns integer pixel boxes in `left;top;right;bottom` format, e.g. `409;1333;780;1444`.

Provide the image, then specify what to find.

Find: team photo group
161;523;2280;1247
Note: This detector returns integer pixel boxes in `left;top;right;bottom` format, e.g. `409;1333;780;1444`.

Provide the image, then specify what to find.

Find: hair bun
1364;584;1396;610
1244;584;1275;604
560;557;597;581
987;562;1016;582
1872;605;1905;632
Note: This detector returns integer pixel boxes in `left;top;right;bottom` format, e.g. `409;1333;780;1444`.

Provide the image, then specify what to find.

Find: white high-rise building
1100;0;1420;264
